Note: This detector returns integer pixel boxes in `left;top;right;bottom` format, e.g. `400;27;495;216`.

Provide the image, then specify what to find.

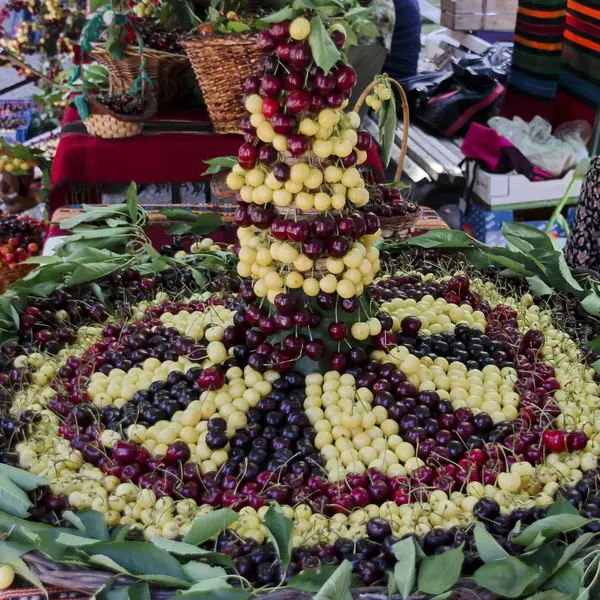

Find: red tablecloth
49;108;384;214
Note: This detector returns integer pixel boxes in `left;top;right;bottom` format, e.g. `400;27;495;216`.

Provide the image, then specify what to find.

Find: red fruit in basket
3;253;15;264
326;91;345;108
327;236;351;258
313;216;337;239
305;339;325;360
257;30;277;52
261;75;282;97
269;20;290;40
337;217;354;236
284;70;304;91
303;237;324;259
243;76;260;94
238;143;257;168
272;162;291;182
364;213;380;234
286;90;312;114
335;65;357;91
341;151;357;168
331;29;346;50
314;70;336;94
287;221;310;242
352;215;367;237
271;219;288;240
234;205;251;227
261;97;280;119
258;145;277;165
289;43;310;67
276;43;293;62
310;94;325;112
543;429;567;453
287;134;309;157
271;113;296;135
356;130;373;151
199;366;225;390
166;440;191;465
328;322;347;341
112;441;138;466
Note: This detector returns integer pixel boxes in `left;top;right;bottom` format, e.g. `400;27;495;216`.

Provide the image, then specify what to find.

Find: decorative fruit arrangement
363;184;419;218
135;21;185;54
2;9;600;600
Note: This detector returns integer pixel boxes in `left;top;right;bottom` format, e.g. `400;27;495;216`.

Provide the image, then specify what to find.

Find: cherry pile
362;185;419;218
0;215;44;270
95;92;146;115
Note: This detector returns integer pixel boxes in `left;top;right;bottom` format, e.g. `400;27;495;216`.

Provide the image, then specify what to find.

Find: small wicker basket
83;93;157;140
182;32;262;134
353;77;422;240
91;44;190;108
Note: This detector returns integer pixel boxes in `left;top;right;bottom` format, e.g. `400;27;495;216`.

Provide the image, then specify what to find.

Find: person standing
383;0;421;82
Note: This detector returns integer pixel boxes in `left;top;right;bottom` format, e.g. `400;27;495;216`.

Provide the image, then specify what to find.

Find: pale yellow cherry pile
236;225;381;304
226;108;370;212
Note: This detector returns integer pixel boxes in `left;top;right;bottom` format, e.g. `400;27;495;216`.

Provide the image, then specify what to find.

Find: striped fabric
501;0;600;129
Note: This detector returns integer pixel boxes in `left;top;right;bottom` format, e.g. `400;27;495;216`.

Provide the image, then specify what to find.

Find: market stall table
49;108;385;215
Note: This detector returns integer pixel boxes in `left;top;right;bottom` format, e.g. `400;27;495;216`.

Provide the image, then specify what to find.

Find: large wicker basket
91;44;190;108
83;94;157;140
182;33;262;134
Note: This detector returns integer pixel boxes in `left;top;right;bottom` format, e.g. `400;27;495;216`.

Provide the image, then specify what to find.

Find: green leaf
175;590;248;600
314;560;353;600
545;563;585;597
167;223;195;235
0;473;33;518
190;213;223;235
186;580;232;593
379;88;397;168
391;538;416;599
183;508;238;546
418;545;464;595
88;553;130;574
345;6;372;19
264;503;293;573
201;156;237;176
407;229;474;248
0;511;52;535
288;566;343;592
86;541;188;580
90;282;106;303
581;293;600;317
485;250;535;276
54;532;102;547
513;515;589;546
127;581;150;600
180;560;227;583
160;208;198;222
525;592;569;600
474;557;540;598
473;522;509;563
354;19;380;37
226;21;251;32
110;525;131;542
430;593;454;600
527;275;554;297
151;537;232;567
63;510;110;540
553;533;595;574
501;222;556;253
0;463;47;493
9;557;47;596
67;262;121;285
547;497;579;518
258;7;299;22
308;15;341;74
23;256;62;265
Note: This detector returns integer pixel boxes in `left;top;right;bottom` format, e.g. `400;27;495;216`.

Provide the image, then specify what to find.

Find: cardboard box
441;11;517;31
440;0;517;13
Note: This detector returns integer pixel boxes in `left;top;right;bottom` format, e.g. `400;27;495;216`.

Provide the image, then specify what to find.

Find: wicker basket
353;77;422;240
182;33;262;134
91;44;190;108
83;94;157;140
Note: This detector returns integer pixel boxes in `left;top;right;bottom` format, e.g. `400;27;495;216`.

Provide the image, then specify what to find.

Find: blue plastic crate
461;203;576;249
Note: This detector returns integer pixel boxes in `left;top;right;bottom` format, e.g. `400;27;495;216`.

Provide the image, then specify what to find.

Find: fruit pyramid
2;12;600;594
226;17;392;371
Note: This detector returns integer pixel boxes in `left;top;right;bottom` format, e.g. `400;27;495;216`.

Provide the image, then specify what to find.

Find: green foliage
263;503;294;573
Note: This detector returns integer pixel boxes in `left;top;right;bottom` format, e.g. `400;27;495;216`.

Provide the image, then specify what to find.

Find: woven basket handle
353;76;409;184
